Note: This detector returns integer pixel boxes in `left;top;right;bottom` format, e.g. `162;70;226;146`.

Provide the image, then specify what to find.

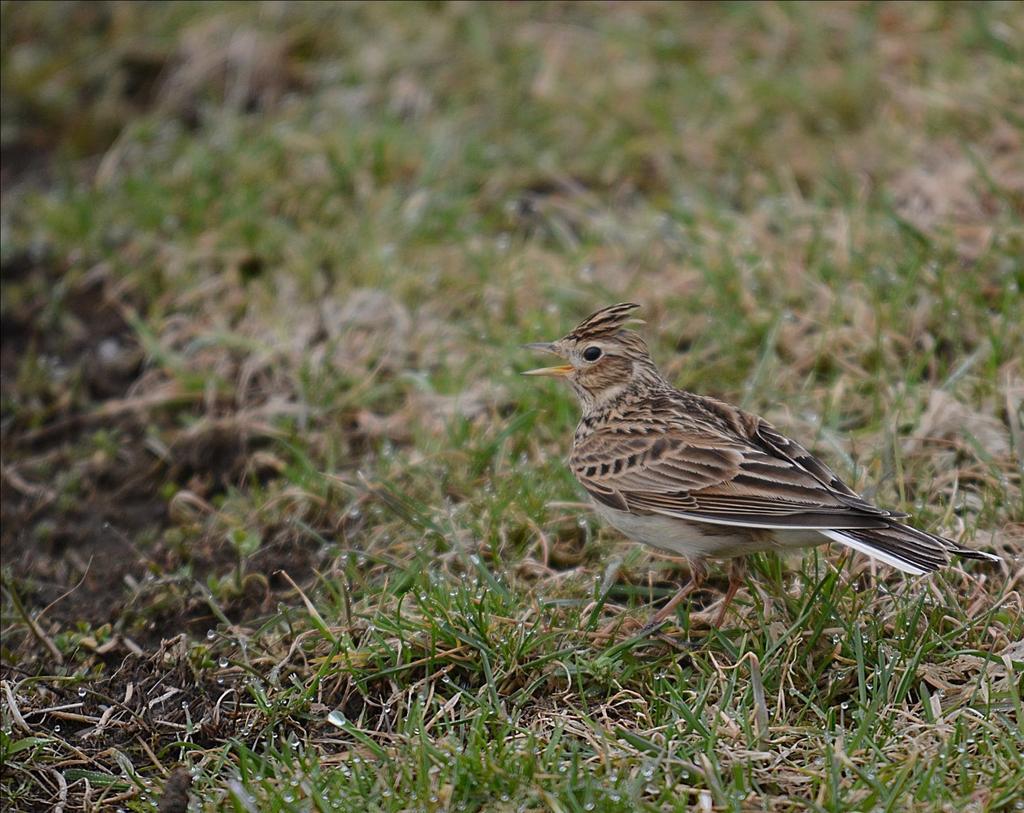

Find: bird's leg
657;557;745;630
712;557;746;628
639;560;707;635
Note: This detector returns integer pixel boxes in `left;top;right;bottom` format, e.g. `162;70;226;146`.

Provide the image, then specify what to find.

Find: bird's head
523;302;662;410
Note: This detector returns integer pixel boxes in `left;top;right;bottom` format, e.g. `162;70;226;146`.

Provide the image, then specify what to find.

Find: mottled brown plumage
525;303;1000;630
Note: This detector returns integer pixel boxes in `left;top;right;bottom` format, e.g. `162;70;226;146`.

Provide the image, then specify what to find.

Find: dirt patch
0;257;350;809
1;434;164;627
0;635;249;810
2;262;156;638
0;262;332;666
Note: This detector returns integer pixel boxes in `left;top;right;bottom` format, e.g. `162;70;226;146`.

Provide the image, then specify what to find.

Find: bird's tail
822;523;1001;576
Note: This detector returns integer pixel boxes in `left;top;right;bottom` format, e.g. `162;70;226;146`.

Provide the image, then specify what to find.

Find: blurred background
1;2;1022;810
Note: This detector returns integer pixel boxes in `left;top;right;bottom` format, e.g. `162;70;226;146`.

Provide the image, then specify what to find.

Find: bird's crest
567;302;642;340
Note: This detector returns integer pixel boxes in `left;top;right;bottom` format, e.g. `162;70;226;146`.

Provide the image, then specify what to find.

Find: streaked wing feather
572;422;897;530
752;420;907;518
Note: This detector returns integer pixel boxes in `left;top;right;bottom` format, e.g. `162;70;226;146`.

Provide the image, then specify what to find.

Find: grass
1;1;1023;811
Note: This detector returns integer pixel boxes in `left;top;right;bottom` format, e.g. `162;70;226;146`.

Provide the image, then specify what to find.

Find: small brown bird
524;303;999;632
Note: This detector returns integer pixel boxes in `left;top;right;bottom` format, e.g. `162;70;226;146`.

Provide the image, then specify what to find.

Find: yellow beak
522;341;572;377
522;364;574;377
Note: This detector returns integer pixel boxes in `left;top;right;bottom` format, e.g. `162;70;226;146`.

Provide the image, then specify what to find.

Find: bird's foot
687;609;721;629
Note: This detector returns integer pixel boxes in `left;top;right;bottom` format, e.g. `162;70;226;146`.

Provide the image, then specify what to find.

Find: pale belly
592;502;824;561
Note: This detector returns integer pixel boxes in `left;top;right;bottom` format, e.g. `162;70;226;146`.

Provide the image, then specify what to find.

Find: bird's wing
571;418;899;530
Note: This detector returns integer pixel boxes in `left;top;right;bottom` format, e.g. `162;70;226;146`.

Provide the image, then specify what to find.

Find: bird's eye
582;346;602;362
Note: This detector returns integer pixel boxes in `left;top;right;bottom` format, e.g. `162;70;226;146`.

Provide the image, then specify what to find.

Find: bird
523;302;1000;633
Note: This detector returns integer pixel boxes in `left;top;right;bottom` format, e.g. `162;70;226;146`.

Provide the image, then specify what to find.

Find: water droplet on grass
327;710;347;728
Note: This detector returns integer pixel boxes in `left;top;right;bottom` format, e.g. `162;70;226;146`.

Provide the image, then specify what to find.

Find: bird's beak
521;342;573;377
522;364;574;377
